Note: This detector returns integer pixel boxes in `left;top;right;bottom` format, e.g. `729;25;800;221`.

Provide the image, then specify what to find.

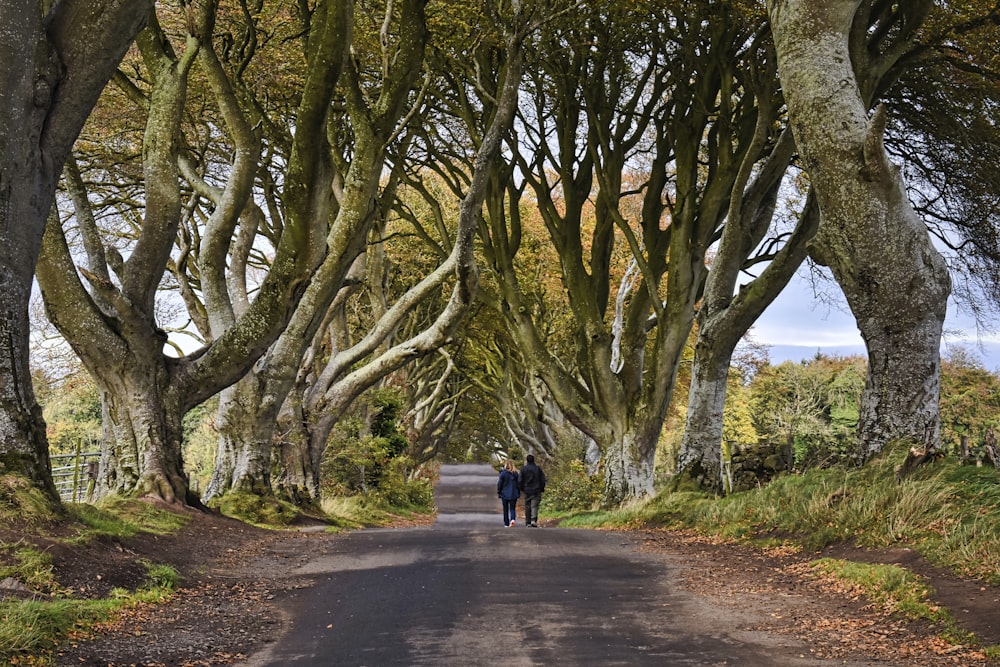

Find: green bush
546;459;601;512
323;390;414;497
324;434;393;495
372;458;434;510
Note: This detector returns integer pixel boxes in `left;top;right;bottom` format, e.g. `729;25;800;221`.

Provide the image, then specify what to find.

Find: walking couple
497;455;546;527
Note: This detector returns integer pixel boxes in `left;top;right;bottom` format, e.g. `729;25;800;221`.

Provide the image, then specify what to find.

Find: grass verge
68;499;191;541
0;475;192;665
809;559;968;639
0;561;179;665
564;446;1000;584
321;495;433;529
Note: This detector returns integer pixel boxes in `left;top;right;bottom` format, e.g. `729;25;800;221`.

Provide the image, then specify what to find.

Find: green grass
142;561;181;590
0;560;180;665
0;547;58;595
0;597;123;660
811;559;951;620
68;499;191;540
210;491;302;527
555;447;1000;658
0;480;195;665
209;488;434;530
569;446;1000;585
0;475;63;528
320;495;431;529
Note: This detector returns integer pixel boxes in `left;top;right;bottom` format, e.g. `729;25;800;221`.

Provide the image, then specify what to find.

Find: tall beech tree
468;1;806;503
0;0;153;507
200;0;433;501
768;0;951;460
203;2;533;499
36;0;347;504
679;1;1000;491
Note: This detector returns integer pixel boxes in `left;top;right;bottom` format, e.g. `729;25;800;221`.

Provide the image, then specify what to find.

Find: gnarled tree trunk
0;0;153;508
203;377;275;500
98;370;189;503
768;0;950;460
601;429;656;504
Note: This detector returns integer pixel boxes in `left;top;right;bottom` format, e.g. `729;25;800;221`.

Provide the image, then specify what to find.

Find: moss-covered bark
0;1;153;508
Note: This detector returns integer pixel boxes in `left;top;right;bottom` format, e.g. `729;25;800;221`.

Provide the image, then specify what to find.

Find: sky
746;267;1000;372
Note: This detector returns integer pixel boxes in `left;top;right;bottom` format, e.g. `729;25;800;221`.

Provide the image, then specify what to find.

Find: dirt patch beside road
637;529;999;665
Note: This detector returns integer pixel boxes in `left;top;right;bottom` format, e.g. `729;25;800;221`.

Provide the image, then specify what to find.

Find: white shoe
510;520;516;526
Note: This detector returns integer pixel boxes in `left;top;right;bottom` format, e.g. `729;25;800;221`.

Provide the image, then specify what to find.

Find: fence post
71;438;83;503
86;461;99;502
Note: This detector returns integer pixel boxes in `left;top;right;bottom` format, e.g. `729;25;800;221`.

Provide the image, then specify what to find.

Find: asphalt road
247;464;835;666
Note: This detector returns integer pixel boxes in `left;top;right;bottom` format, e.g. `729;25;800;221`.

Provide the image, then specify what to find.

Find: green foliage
747;354;865;468
545;459;601;512
321;388;429;512
324;432;395;494
39;374;103;458
939;348;1000;461
212;492;299;526
722;381;758;450
320;390;433;520
371;458;434;509
536;442;601;513
180;397;220;496
369;390;409;459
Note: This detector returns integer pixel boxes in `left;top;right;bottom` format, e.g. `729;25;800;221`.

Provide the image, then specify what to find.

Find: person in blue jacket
497;459;520;527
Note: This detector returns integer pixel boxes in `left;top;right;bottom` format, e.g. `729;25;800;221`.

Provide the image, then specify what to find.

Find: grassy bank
0;498;185;664
563;446;1000;584
0;478;435;664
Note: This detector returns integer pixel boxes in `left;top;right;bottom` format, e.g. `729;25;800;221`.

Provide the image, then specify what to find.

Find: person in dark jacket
497;459;520;527
518;454;546;527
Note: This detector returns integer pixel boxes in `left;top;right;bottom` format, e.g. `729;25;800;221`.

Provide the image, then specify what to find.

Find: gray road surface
246;464;847;666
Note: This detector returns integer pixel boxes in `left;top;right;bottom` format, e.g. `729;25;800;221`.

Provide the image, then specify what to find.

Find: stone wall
727;442;791;492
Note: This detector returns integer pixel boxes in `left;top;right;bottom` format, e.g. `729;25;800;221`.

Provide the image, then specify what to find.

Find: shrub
324;434;393;495
546;459;601;512
372;458;434;510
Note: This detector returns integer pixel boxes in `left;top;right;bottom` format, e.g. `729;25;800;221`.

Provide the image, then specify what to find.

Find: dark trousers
501;498;518;525
524;494;541;524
